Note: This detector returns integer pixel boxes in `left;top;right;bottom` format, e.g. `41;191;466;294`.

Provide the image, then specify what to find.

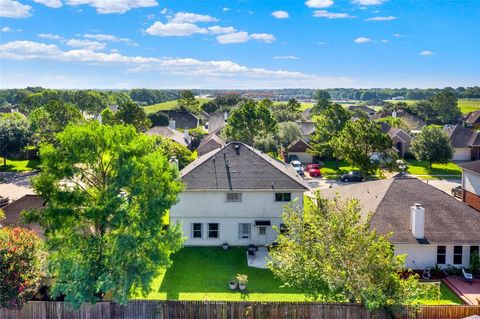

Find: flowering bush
0;227;43;309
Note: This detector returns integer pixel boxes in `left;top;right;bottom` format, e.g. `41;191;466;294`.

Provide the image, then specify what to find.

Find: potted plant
229;278;237;290
236;274;248;291
222;242;229;250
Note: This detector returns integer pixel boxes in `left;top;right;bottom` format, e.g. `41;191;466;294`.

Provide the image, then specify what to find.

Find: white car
290;160;304;176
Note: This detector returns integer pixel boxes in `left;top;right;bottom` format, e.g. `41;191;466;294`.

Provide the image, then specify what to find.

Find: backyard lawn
320;160;358;178
0;158;40;172
132;247;462;304
143;98;212;114
406;160;462;178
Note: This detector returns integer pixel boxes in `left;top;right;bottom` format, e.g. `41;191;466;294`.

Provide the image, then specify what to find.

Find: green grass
458;99;480;114
406;160;462;177
133;247;462;304
418;283;464;305
143;98;212;114
133;247;306;301
321;160;358;178
0;158;40;172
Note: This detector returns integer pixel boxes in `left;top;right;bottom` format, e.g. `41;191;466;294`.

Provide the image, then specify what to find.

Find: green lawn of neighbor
143;98;212;114
132;247;306;301
406;160;462;177
321;160;358;178
132;247;462;305
0;158;40;172
458;99;480;114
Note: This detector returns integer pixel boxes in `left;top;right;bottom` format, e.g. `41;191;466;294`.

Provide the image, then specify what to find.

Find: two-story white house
459;161;480;211
170;142;309;246
321;177;480;270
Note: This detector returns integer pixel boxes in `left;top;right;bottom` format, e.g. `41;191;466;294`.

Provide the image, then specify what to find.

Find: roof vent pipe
410;203;425;239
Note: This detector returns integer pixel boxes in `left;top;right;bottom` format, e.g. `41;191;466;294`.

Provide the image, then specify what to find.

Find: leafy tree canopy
24;122;184;307
0;113;32;167
410;125;454;168
311;90;331;114
176;90;200;114
278;121;302;148
115;101;151;131
269;194;430;310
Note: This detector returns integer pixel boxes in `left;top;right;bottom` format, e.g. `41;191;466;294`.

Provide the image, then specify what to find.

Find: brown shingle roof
197;134;225;156
181;142;309;190
287;139;312;153
446;125;480;148
459;160;480;174
146;126;188;146
1;194;44;237
466;110;480;124
320;178;480;244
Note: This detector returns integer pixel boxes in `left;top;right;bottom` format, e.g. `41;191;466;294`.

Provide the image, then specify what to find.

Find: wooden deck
444;277;480;305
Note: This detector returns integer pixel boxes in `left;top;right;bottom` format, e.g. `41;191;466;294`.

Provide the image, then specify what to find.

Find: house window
275;193;291;202
258;226;266;235
192;223;202;238
238;223;251;239
226;192;242;202
208;223;219;239
436;246;446;264
470;246;479;258
454;246;463;265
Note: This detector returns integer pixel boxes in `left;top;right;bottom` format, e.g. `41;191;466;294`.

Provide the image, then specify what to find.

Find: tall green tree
25;122;183;307
331;118;392;178
0;227;44;309
74;90;109;116
278;122;302;148
225;100;278;146
29;100;83;144
154;136;196;170
176;90;200;114
269;193;428;310
0;113;31;167
309;104;351;158
115;101;151;131
428;90;461;124
410;126;454;168
311;90;331;114
271;98;302;122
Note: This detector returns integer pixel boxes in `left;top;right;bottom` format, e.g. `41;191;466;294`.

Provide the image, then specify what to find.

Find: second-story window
226;192;242;202
275;193;291;202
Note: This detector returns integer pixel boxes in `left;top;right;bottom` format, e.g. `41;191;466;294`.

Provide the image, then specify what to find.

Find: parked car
340;171;364;182
451;186;462;198
291;160;304;176
306;164;322;177
288;155;300;163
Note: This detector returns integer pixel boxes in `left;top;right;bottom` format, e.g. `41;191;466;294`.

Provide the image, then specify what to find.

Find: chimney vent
168;119;176;129
234;144;240;155
410;203;425;239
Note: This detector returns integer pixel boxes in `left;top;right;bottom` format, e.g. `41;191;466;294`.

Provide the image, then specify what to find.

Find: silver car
290;160;304;176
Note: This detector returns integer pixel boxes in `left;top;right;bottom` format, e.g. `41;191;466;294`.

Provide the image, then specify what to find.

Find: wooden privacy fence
0;301;479;319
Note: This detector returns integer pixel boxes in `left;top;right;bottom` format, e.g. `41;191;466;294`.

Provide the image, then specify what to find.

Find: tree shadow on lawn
157;247;301;300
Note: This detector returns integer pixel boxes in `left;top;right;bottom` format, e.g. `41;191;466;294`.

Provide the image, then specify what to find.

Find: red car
306;164;322;177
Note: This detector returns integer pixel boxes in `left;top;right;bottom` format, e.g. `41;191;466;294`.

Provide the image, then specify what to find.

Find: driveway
419;178;461;196
0;171;37;200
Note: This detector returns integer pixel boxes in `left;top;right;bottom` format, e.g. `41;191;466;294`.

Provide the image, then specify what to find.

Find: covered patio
246;246;271;269
444;277;480;305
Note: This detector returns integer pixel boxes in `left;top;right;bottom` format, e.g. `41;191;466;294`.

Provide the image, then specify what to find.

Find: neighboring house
445;125;480;161
348;105;376;116
170;142;309;246
459;161;480;211
0;194;45;237
286;138;314;164
207;111;228;134
296;121;315;143
465;110;480;129
146;126;190;147
161;110;199;130
372;110;426;132
379;122;412;157
321;177;480;270
301;108;312;120
108;104;119;113
197;134;225;156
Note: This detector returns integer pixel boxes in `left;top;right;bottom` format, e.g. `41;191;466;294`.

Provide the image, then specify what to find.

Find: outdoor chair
422;267;431;280
462;268;473;285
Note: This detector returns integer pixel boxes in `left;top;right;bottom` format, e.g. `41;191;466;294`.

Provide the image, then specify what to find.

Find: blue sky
0;0;479;89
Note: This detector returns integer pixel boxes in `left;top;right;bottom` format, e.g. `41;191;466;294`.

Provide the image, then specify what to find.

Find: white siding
463;170;480;195
394;244;479;269
453;148;471;161
170;190;303;246
288;152;313;164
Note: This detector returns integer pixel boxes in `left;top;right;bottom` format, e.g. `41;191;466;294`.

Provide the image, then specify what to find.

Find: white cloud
160;8;167;14
313;10;355;19
305;0;334;8
251;33;276;43
365;16;396;21
222;7;229;12
393;33;406;37
272;10;289;19
64;0;158;14
352;0;386;5
66;39;106;50
208;25;236;34
170;12;218;23
317;41;329;45
38;33;63;40
33;0;62;8
274;55;299;60
381;39;390;43
83;33;137;46
145;21;208;36
0;0;33;18
420;50;434;56
216;31;250;44
1;27;12;32
354;37;372;43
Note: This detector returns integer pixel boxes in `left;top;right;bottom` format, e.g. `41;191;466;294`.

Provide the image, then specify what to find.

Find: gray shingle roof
446;125;480;148
459;160;480;174
466;110;480;124
197;134;225;156
146;126;188;146
296;121;315;136
320;178;480;244
181;142;309;190
287;139;311;152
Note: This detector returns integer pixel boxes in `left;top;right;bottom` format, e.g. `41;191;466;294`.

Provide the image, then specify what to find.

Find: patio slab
247;247;271;269
443;277;480;305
